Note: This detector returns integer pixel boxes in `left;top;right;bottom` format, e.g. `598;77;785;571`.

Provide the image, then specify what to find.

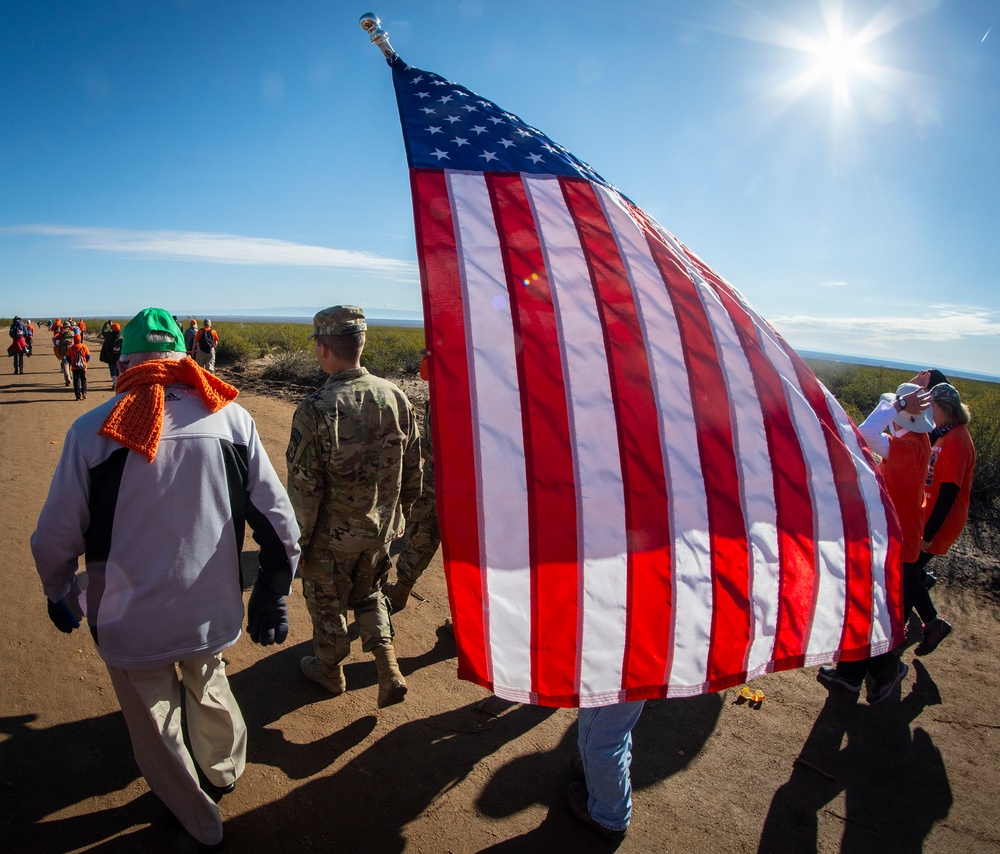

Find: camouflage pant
395;490;440;586
396;402;439;586
302;545;393;665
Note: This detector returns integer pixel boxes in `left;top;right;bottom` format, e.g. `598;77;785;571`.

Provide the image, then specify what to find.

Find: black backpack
199;328;214;353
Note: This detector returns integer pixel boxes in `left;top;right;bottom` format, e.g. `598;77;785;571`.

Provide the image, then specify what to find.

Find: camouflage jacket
287;367;422;557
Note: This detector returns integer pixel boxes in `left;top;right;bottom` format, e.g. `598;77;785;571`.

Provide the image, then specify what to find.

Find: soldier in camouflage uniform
286;306;422;708
385;350;441;612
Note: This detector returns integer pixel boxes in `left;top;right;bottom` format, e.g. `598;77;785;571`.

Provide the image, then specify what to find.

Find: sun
804;27;872;106
813;33;864;83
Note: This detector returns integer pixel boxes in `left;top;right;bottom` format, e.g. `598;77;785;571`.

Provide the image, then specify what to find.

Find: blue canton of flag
393;58;610;187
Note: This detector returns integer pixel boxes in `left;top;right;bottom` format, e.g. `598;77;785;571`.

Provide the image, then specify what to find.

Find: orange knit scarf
99;357;238;462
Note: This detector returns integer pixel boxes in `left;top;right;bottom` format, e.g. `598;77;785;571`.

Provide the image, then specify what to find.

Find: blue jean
577;699;646;831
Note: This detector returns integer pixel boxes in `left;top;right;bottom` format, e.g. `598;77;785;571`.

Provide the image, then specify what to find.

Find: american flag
387;55;903;707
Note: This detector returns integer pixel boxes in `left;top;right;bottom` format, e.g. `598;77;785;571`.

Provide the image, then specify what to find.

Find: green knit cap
121;308;186;356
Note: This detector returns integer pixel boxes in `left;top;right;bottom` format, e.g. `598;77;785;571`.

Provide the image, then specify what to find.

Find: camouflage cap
930;382;961;406
308;305;366;339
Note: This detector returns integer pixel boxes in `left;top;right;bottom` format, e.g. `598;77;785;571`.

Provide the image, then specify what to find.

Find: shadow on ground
758;659;952;853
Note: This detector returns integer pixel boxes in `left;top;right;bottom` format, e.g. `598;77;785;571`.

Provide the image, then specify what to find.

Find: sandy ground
2;353;999;853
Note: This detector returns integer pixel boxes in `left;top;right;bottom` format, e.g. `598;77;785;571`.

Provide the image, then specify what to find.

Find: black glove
247;583;288;646
47;597;81;633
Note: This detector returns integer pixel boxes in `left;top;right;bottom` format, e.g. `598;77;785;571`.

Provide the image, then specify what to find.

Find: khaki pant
106;652;245;846
195;347;216;373
303;545;393;665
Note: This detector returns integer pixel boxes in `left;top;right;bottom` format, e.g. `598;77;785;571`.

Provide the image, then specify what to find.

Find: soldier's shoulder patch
286;427;302;464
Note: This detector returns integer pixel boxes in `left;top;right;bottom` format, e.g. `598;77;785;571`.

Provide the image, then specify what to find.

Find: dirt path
2;355;999;853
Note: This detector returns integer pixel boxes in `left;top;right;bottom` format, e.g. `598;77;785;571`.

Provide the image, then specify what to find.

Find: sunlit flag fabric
385;54;904;707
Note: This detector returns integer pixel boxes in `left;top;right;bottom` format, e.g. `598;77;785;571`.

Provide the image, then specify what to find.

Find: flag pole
359;13;397;63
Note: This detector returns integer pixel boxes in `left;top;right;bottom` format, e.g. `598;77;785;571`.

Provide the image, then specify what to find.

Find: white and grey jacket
31;384;300;670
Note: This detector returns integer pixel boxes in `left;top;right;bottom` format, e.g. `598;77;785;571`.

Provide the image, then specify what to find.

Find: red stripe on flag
693;264;817;669
561;180;674;697
486;173;581;705
640;228;751;689
781;342;877;660
411;169;491;688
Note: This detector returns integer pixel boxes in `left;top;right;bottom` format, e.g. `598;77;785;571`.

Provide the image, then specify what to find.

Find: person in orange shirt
51;319;63;361
907;380;975;655
193;319;219;373
66;334;91;400
817;380;933;703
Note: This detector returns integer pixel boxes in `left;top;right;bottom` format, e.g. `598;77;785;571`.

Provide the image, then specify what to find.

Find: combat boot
372;643;407;708
385;580;414;612
300;656;346;695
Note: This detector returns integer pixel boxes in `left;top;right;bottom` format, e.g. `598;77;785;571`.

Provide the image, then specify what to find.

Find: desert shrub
211;322;312;362
963;385;1000;503
236;322;424;387
257;350;327;386
361;327;425;376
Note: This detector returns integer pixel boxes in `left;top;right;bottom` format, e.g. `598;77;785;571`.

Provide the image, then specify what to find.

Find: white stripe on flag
449;171;533;694
596;188;714;690
525;175;630;700
687;271;782;676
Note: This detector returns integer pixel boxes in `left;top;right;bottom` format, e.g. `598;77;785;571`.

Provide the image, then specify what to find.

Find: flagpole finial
359;13;397;63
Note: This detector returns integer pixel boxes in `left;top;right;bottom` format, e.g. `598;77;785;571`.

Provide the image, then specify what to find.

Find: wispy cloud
771;308;1000;344
0;224;418;279
819;280;848;287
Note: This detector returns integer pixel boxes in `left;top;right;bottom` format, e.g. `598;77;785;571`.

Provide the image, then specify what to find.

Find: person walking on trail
194;319;218;373
185;319;199;359
57;323;75;386
31;307;300;851
385;348;441;613
286;305;422;708
66;333;92;400
8;316;29;374
817;381;934;703
908;376;975;655
98;321;123;382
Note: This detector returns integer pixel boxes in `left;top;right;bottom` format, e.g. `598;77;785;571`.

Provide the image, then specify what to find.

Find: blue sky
2;1;997;376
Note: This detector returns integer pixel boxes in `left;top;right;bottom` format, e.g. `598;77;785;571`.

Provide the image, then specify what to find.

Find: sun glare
732;0;918;125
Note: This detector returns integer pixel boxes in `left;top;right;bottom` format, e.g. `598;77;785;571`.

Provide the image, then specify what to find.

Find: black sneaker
921;570;937;590
816;666;862;693
866;660;909;704
915;619;952;656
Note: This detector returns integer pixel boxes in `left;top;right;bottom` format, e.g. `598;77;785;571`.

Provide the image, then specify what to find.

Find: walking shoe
921;571;937;590
566;782;627;843
372;644;407;708
816;666;862;693
195;766;236;803
384;580;413;612
915;619;952;656
866;660;909;704
300;656;346;695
